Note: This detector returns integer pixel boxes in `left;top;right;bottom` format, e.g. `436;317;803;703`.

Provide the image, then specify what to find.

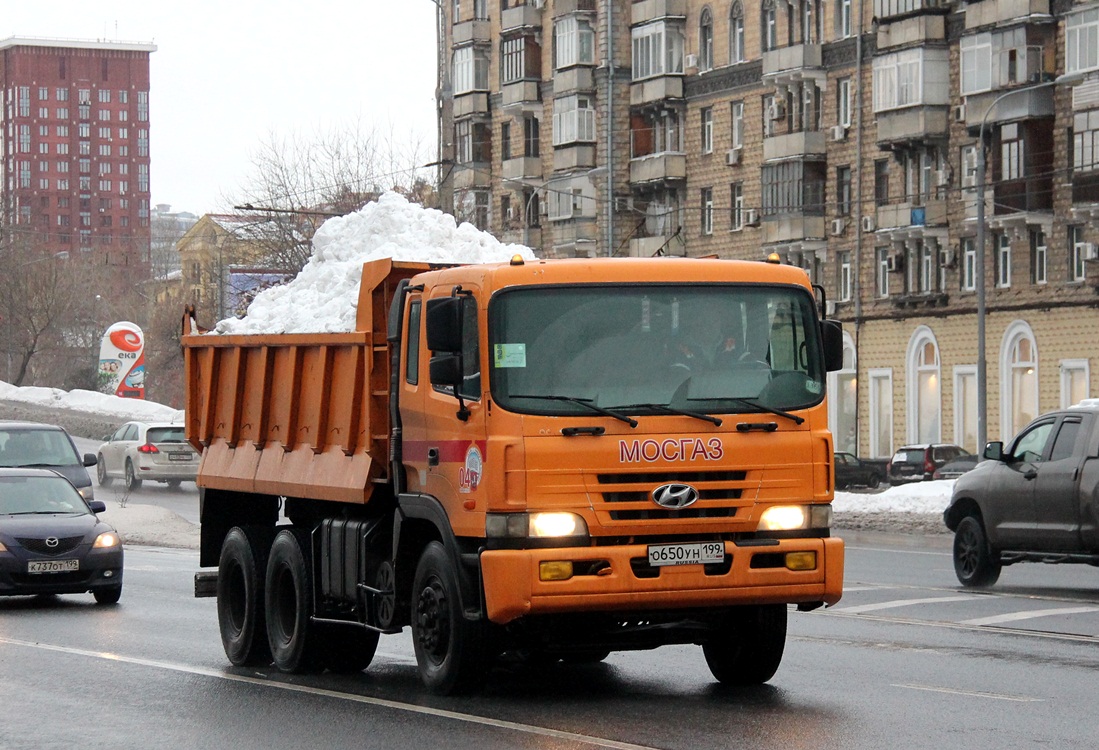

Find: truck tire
953;515;1001;587
702;604;787;685
265;528;325;673
411;541;488;694
217;526;272;666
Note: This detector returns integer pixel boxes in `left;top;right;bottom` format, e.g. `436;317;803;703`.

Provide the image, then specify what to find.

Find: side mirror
983;441;1004;461
88;500;107;514
426;297;463;353
429;353;463;388
820;320;844;372
83;453;97;467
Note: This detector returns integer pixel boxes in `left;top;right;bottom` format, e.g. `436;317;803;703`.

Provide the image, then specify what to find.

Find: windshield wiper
6;511;75;516
687;397;804;425
605;403;722;427
510;394;638;427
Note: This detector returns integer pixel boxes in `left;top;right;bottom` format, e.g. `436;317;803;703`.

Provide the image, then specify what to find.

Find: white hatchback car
96;422;198;490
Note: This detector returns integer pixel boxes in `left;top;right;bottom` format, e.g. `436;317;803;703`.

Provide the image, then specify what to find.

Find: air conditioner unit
1084;242;1099;261
725;148;741;166
887;253;904;273
768;102;786;121
531;0;544;8
830;125;847;142
685;54;699;71
943;248;957;268
825;300;837;316
935;168;952;187
745;208;760;227
861;215;876;233
831;218;846;236
953;104;967;123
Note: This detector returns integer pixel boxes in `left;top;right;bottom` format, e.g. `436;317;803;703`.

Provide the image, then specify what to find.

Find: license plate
647;542;725;567
168;452;193;462
28;559;79;574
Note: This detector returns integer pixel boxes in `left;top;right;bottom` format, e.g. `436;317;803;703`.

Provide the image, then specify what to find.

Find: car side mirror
83;453;97;467
88;500;107;514
983;441;1003;462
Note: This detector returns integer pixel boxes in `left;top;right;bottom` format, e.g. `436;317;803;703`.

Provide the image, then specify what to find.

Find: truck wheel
217;526;272;666
265;528;323;673
411;541;487;694
953;516;1001;587
868;472;882;488
318;624;381;674
702;604;787;685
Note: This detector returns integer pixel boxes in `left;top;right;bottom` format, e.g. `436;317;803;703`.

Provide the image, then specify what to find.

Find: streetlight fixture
975;72;1083;451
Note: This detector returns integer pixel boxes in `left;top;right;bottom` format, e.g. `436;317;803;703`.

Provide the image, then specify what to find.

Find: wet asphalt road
2;532;1098;750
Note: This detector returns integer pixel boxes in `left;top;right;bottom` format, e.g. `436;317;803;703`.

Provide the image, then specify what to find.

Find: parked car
96;421;198;491
833;452;886;489
944;402;1099;587
0;467;124;603
887;443;970;485
932;454;980;480
0;421;97;502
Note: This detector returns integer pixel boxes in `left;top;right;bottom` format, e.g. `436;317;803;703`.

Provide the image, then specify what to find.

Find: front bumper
0;547;124;597
480;536;843;624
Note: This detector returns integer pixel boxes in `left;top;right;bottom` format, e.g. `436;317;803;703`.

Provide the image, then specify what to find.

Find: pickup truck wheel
953;516;1001;587
318;624;380;674
867;472;882;488
411;541;487;694
703;604;787;685
265;529;323;673
217;526;272;666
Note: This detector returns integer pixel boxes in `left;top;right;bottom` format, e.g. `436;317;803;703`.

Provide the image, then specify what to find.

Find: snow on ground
834;481;955;516
214;192;535;335
0;380;183;423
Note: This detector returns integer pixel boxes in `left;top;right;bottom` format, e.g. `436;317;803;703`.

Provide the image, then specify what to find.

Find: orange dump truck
184;255;845;693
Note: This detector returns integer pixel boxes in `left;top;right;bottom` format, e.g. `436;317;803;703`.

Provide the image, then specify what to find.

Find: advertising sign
98;322;145;399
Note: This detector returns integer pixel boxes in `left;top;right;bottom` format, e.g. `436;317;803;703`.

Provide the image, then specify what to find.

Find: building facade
0;37;156;270
438;0;1099;457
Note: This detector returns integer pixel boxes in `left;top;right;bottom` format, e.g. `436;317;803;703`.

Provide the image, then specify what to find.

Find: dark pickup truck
833;452;886;490
943;401;1099;586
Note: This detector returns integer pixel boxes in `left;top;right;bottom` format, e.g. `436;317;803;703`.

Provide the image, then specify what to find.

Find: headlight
757;504;832;532
486;512;589;539
93;532;120;549
0;541;7;553
79;486;94;502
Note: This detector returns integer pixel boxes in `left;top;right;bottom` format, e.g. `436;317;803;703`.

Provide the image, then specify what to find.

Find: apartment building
437;0;1099;457
0;37;156;269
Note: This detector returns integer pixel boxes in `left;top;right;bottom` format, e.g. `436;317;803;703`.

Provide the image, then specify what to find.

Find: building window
907;329;941;444
730;101;744;149
1070;225;1088;282
138;130;150;157
876;247;890;298
762;0;777;52
839;0;853;38
1001;322;1039;438
1072;110;1099;173
839;251;852;302
473;0;486;20
137;91;149;121
700;107;713;154
999;123;1023;181
501;35;540;84
138;163;149;192
836;166;852;216
873;49;931;112
98;89;111;103
118;90;128;104
631;21;685;80
1031;229;1047;285
554;16;594;70
453;47;489;94
838;78;852;128
501;121;512;161
761;160;826;217
961;238;976;291
730;3;745;63
18;86;30;116
701;188;713;235
869;369;894;458
917;241;935;294
954;365;978;453
874;159;889;206
524;116;540;157
1066;8;1099;75
455;120;490;163
995;234;1012;288
552;94;596;145
730;182;744;230
1061;359;1091;408
699;9;714;71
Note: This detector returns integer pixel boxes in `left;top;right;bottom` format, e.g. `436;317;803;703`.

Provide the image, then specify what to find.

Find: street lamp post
974;73;1081;452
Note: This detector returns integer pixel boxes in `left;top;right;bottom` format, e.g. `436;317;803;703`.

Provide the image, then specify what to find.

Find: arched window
829;331;858;453
729;2;745;62
762;0;777;52
906;327;941;444
1000;321;1039;438
699;9;714;71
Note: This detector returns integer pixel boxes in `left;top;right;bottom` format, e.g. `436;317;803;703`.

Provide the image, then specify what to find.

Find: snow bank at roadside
0;380;182;423
97;504;199;550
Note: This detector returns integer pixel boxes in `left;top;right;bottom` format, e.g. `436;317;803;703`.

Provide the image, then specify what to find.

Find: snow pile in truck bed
214;192;534;335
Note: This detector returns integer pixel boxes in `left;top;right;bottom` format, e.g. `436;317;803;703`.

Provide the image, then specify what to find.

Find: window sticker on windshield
806;380;821;395
493;343;527;368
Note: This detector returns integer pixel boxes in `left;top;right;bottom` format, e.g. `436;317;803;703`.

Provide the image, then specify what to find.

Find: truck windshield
489;284;826;418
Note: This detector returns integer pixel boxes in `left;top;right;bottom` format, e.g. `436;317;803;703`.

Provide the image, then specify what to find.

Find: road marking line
840;586;890;593
838;595;984;614
960;606;1099;626
893;683;1042;702
0;636;657;750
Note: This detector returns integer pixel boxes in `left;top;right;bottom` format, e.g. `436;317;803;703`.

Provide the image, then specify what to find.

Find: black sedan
0;468;124;604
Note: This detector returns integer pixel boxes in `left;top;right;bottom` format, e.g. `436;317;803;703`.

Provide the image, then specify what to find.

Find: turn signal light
785;551;817;571
539;561;574;581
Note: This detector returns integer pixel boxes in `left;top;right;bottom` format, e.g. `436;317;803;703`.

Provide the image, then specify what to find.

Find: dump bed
181;258;429;504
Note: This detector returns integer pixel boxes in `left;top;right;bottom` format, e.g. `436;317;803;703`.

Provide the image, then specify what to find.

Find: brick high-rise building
0;37;156;270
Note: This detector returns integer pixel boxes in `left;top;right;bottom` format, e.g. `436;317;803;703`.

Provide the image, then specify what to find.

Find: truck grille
596;470;746;521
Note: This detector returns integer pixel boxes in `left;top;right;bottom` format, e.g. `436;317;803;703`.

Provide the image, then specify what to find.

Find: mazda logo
651;483;700;510
45;537;59;548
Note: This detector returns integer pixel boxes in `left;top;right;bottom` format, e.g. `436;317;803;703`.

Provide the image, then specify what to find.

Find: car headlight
93;532;120;549
486;512;589;539
757;504;832;532
78;486;94;502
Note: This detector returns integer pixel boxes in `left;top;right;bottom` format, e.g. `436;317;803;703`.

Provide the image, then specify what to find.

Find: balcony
995;176;1053;215
453;92;490;118
501;4;542;32
763;130;826;161
761;215;827;245
965;0;1050;30
875;0;953;22
501;156;543;181
762;44;824;84
965;86;1055;134
629;152;686;184
553;144;597;172
554;66;595;94
631;0;686;25
876;14;946;51
452;19;490;46
501;80;541;109
630;75;683;106
453;164;491;190
876;200;948;239
555;0;597;16
876;105;950;146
